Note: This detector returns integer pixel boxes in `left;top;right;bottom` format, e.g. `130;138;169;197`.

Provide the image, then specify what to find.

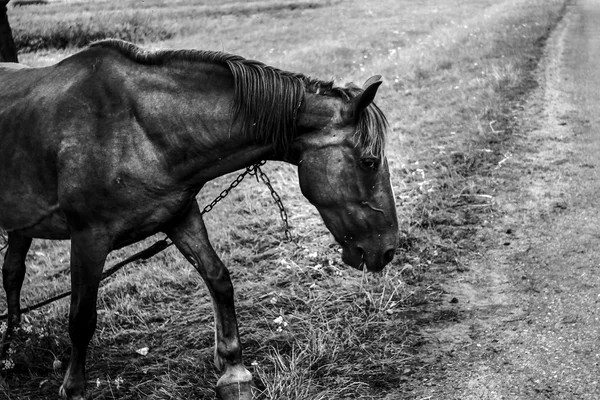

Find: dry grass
1;0;567;398
8;0;333;52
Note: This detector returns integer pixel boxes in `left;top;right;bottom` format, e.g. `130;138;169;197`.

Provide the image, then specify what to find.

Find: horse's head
292;76;398;272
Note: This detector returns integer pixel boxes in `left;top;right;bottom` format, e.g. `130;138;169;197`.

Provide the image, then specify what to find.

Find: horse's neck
133;63;274;184
284;93;347;165
297;93;343;130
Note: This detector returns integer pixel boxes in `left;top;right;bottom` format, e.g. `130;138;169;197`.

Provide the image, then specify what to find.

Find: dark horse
0;40;398;399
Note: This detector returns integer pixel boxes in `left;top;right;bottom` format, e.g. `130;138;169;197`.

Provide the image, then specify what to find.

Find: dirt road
403;1;600;398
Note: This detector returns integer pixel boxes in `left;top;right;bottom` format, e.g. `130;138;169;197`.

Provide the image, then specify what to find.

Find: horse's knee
204;262;236;302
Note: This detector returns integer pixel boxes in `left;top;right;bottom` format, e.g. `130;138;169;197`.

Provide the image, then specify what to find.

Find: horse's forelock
356;101;389;159
339;85;389;159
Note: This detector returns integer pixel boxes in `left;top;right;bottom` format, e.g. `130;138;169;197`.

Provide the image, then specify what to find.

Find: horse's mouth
341;245;384;272
341;243;395;273
341;245;362;270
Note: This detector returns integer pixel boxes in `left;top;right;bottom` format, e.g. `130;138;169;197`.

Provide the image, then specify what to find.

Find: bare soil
392;1;600;398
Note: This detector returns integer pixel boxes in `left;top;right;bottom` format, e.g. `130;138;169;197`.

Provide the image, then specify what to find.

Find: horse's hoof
58;385;67;399
215;381;252;400
58;385;85;400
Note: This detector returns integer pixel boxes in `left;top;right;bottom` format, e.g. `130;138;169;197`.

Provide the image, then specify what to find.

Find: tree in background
0;0;18;62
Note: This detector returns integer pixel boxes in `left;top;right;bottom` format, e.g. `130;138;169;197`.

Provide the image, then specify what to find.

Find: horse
0;39;398;400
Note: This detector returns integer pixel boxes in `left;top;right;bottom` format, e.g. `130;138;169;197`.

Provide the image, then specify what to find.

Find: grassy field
10;0;333;53
1;0;567;399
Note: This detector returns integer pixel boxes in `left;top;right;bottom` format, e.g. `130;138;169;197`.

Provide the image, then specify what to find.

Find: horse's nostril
383;248;395;264
356;245;365;256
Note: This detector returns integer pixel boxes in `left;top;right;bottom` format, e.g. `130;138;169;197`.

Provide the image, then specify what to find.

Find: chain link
252;164;293;241
200;160;267;215
201;160;292;241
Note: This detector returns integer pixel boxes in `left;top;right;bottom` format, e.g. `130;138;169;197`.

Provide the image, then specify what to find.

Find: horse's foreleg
166;203;252;400
59;229;109;400
1;232;32;355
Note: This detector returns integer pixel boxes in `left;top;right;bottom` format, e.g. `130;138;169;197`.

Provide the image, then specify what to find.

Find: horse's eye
360;158;379;170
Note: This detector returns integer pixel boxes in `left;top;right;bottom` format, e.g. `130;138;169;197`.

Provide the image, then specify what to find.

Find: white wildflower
273;315;288;332
136;347;150;356
114;376;124;389
1;358;14;370
38;327;47;339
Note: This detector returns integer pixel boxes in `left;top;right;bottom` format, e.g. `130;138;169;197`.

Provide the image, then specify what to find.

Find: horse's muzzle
341;242;396;273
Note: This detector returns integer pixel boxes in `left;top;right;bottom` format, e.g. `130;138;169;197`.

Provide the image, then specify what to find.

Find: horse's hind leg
166;203;252;400
1;232;32;356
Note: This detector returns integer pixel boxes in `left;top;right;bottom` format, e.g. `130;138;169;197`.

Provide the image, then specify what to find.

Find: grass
1;0;567;398
8;0;333;53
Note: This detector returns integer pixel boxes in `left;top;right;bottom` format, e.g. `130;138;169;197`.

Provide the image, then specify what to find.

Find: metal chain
200;160;266;215
252;164;293;241
201;160;291;240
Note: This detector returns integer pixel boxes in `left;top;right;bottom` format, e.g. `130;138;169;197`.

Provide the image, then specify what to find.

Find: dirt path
402;1;600;399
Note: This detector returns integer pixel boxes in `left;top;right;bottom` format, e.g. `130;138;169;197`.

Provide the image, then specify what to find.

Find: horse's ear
363;75;382;89
344;79;382;122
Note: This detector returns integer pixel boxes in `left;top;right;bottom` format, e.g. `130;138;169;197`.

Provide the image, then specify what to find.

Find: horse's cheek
298;163;328;205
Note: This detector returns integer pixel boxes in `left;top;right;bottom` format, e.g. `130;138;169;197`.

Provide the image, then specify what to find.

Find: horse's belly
0;199;69;239
0;179;68;238
0;125;63;236
15;210;70;239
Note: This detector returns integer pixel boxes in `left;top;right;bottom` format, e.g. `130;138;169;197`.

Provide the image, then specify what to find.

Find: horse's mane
89;39;388;158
